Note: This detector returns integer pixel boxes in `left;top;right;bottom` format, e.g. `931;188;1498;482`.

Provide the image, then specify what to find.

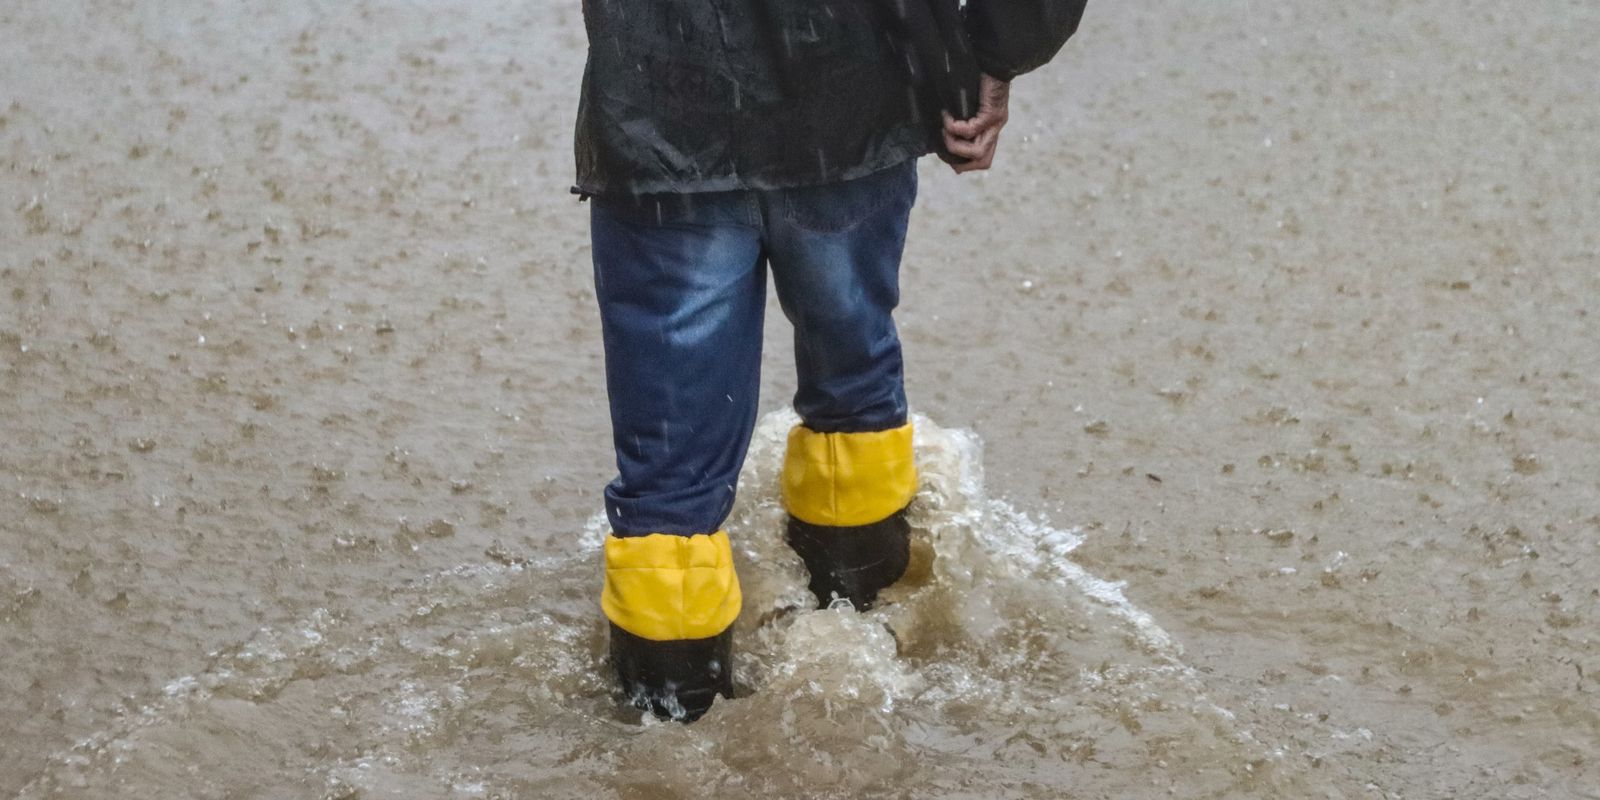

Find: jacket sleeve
964;0;1088;81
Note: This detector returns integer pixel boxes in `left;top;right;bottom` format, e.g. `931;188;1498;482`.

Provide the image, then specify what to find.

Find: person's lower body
589;159;920;721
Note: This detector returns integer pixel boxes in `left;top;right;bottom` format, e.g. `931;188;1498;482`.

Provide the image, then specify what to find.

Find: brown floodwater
2;1;1597;797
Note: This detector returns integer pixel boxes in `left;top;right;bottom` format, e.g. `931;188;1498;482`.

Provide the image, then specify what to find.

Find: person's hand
941;73;1011;174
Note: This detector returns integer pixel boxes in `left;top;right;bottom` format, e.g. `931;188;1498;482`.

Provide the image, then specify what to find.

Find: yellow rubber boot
601;531;741;721
780;422;916;609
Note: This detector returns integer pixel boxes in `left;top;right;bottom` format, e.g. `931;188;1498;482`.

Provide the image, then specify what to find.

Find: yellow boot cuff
601;531;742;641
781;422;917;528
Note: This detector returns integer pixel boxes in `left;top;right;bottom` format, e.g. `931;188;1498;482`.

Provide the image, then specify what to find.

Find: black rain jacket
573;0;1086;196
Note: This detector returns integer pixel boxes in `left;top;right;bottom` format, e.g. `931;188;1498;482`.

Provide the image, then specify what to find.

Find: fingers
941;111;978;140
942;109;1006;141
945;72;1011;175
944;128;1000;174
942;127;988;161
950;149;994;174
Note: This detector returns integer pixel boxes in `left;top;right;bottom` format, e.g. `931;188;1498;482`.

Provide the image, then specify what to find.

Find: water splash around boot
21;411;1312;798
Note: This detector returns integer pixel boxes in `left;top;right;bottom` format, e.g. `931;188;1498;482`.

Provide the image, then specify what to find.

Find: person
575;0;1085;722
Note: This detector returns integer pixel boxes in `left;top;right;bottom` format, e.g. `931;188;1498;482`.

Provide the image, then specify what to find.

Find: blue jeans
591;159;918;537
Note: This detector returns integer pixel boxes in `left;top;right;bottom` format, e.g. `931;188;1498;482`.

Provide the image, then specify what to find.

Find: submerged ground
2;0;1597;797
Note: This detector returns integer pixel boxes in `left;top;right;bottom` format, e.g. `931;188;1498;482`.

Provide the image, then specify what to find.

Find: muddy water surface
3;1;1598;798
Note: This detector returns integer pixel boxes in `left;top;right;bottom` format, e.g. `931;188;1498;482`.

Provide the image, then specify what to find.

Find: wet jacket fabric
966;0;1088;81
573;0;1087;196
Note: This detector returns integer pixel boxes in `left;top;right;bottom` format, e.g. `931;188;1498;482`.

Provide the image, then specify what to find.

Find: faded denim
591;159;918;537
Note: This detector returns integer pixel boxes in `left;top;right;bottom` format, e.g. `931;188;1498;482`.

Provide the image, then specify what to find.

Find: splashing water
19;412;1319;798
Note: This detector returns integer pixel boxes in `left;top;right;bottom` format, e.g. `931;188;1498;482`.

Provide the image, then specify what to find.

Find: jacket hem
574;146;932;198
